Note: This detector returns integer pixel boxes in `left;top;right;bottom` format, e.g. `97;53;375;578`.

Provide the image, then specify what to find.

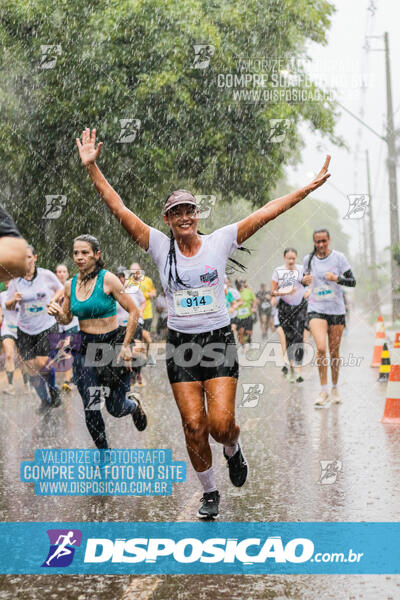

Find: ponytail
167;230;188;289
307;246;317;274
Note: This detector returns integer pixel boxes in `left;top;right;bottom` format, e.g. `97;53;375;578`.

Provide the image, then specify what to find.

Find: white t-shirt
117;288;145;327
272;264;305;307
0;291;18;339
303;250;351;315
7;268;63;335
146;224;239;333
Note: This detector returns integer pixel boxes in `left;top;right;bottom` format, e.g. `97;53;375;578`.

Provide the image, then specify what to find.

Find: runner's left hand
325;272;338;282
306;155;331;193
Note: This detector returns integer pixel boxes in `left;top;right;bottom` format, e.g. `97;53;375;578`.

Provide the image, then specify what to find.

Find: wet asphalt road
1;310;400;599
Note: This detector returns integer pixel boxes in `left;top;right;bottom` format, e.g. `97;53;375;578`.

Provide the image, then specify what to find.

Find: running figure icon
45;531;77;566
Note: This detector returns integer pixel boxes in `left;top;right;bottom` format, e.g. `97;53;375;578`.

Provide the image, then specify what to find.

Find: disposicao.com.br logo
82;536;363;565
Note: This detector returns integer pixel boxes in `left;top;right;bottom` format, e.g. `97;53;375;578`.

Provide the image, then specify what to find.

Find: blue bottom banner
1;522;399;574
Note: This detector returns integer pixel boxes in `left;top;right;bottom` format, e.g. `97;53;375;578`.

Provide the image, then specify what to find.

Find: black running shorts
166;324;239;384
16;324;59;361
236;316;253;332
308;312;346;326
142;318;153;331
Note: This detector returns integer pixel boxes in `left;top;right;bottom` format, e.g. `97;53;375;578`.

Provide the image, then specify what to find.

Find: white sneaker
331;388;342;404
3;385;15;396
314;391;330;408
286;371;296;383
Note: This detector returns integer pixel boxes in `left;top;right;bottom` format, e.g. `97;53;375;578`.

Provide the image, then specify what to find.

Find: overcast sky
285;0;399;259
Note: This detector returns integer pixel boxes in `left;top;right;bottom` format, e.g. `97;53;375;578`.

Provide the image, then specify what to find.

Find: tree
0;0;338;269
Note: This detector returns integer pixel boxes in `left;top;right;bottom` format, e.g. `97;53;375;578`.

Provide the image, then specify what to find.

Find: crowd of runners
0;129;357;520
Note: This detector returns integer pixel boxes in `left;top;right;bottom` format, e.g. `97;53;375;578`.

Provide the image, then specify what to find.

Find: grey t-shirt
302;250;351;315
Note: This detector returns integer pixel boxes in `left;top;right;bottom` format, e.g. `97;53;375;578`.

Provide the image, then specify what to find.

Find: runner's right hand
14;292;22;302
76;128;103;166
47;300;62;316
302;273;313;286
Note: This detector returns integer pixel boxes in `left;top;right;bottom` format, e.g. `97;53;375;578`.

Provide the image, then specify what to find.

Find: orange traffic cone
371;316;386;367
381;333;400;423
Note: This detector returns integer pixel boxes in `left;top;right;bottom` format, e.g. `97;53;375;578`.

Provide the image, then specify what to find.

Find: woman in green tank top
48;235;147;449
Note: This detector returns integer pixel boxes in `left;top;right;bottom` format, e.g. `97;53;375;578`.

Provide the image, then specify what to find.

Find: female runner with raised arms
76;127;331;519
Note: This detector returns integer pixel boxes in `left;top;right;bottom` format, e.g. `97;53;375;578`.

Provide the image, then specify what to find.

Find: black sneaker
296;376;304;383
49;385;62;407
223;444;248;487
197;491;220;519
128;393;147;431
281;365;288;375
36;401;51;415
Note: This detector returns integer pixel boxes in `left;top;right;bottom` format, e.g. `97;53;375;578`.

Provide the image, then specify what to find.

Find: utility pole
362;211;369;264
366;149;380;313
384;31;400;322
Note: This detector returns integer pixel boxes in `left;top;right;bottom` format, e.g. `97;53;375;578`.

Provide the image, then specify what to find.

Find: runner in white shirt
302;229;356;407
271;248;307;383
54;264;80;392
0;283;19;395
77;126;331;520
6;245;63;412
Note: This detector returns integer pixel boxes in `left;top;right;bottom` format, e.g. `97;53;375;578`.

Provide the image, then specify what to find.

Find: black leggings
72;328;137;449
278;299;307;365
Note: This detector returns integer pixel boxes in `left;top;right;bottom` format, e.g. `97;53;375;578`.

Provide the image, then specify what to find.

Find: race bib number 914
174;286;218;316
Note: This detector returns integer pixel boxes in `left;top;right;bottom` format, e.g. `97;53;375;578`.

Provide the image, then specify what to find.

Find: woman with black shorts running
48;235;147;449
6;245;64;412
302;229;356;407
271;248;307;383
76;127;331;518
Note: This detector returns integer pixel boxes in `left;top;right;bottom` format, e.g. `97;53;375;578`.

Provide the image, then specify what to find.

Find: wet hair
235;278;244;291
26;244;38;280
306;229;330;273
74;234;105;282
283;247;297;257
